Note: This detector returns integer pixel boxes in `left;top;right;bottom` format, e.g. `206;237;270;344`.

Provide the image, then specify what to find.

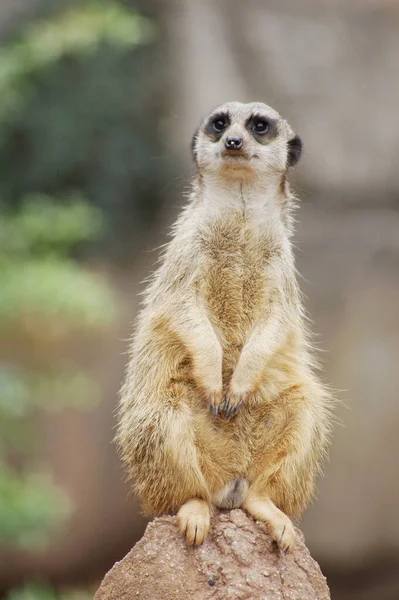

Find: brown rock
94;509;330;600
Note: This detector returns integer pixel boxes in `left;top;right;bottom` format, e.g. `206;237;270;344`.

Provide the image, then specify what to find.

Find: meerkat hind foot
177;498;211;546
244;495;296;554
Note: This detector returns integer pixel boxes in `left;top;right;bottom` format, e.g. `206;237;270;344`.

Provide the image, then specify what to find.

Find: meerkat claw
208;402;219;416
207;399;216;415
220;396;230;416
279;525;286;547
226;402;235;417
228;399;243;417
207;389;223;416
219;395;244;418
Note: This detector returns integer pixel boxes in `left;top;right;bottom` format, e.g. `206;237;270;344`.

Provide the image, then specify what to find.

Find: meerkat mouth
221;150;250;160
220;151;260;165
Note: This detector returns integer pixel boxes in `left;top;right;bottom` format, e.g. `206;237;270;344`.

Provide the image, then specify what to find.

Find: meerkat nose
225;136;243;150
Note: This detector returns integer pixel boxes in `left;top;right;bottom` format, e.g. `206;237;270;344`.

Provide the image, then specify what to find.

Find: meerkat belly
204;255;265;348
203;258;264;384
200;216;268;346
193;410;253;491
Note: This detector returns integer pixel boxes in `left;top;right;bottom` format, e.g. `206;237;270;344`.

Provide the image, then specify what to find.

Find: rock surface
94;509;330;600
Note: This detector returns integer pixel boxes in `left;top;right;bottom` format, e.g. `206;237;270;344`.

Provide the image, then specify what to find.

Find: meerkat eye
212;117;228;132
252;119;269;134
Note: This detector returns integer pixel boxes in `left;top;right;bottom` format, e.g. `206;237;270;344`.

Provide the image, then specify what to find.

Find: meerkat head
192;101;302;181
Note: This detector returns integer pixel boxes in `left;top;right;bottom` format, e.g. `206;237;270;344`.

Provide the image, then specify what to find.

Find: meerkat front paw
220;366;258;418
177;499;211;546
195;363;223;416
219;375;254;417
219;389;248;418
206;389;223;416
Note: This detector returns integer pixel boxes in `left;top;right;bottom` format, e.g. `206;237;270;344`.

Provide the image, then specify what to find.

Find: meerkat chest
198;215;279;334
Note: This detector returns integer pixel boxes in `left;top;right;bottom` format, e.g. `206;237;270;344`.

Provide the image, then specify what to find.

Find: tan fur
116;102;333;553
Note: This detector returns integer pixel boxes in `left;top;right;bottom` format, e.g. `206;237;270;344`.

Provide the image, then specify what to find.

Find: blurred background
0;0;398;598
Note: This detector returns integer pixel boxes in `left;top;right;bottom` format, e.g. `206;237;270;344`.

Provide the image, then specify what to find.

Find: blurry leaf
0;468;70;550
0;368;31;418
0;417;34;456
5;583;94;600
0;1;155;124
0;0;132;574
0;3;171;249
5;584;57;600
0;196;117;553
0;258;116;328
0;195;104;257
0;366;101;459
30;370;101;411
0;366;101;417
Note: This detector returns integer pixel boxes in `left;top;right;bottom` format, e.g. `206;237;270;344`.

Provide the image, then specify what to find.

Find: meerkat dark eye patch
287;135;302;167
204;112;230;141
247;115;278;143
251;118;269;134
211;113;229;132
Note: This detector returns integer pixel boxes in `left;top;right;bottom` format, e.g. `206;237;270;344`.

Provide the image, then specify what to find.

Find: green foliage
0;199;115;326
0;258;115;326
0;0;172;252
0;194;103;257
0;469;69;550
0;368;100;420
0;367;101;459
0;1;155;123
5;583;93;600
0;199;116;554
0;1;161;596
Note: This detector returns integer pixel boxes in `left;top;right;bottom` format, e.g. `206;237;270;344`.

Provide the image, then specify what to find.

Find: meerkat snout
225;136;243;150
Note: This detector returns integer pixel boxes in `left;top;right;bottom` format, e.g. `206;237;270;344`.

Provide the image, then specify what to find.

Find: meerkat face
192;101;302;180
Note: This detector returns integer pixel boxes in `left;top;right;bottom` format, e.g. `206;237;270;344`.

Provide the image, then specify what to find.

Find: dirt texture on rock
94;509;330;600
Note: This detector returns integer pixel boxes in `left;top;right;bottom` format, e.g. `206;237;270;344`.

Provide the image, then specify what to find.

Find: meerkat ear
191;128;199;160
287;135;302;168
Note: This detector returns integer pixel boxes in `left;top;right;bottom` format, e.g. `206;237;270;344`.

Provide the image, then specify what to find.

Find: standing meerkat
117;101;332;553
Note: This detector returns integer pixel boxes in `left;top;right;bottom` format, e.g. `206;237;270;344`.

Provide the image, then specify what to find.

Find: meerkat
117;101;332;554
